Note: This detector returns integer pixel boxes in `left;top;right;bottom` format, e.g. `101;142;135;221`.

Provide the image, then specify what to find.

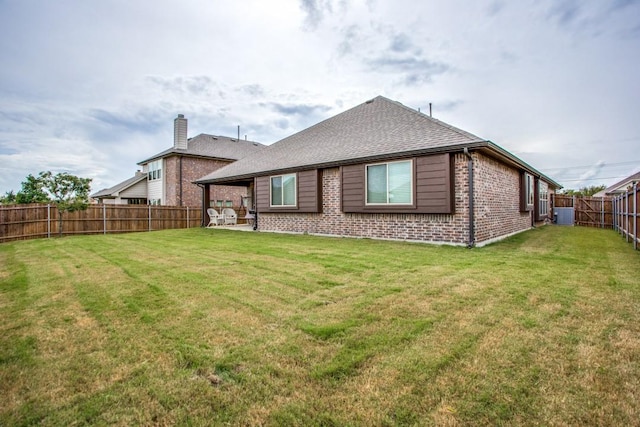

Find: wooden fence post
47;204;51;239
625;192;629;243
148;205;152;232
629;182;638;250
613;196;617;232
187;206;190;229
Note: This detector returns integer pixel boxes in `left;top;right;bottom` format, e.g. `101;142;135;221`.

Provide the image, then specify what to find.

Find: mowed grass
1;226;639;426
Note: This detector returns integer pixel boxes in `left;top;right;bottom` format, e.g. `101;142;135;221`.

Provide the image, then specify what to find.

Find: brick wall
472;153;532;243
164;156;247;207
257;152;534;245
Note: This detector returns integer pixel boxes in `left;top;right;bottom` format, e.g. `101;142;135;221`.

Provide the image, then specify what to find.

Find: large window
270;173;297;207
147;160;162;181
148;160;162;181
539;181;549;217
366;160;413;205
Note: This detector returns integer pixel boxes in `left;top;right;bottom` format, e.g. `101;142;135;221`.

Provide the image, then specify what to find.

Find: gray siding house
196;96;561;246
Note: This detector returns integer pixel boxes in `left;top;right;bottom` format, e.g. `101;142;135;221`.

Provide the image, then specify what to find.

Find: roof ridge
192;133;264;145
375;95;485;142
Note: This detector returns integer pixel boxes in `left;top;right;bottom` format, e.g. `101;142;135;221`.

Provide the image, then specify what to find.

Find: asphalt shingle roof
137;133;265;165
197;96;487;183
602;170;640;194
91;173;147;198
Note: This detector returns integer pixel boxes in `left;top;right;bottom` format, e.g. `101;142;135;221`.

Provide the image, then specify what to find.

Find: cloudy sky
1;0;639;194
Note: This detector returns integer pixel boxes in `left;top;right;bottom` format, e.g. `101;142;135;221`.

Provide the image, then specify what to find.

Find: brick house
93;114;265;208
196;96;561;246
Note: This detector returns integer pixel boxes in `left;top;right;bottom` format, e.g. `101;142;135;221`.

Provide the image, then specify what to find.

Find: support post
201;184;211;227
47;204;51;239
148;204;152;232
103;204;107;235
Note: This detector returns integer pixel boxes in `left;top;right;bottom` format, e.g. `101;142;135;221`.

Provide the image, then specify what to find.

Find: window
127;198;147;205
539;181;549;217
270;174;296;207
522;173;534;211
148;198;161;205
148;160;162;181
366;160;412;205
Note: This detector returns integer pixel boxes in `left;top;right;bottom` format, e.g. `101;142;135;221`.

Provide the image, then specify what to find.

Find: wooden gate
552;195;613;228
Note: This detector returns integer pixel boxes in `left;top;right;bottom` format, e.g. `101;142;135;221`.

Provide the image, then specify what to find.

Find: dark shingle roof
197;96;485;183
196;95;561;188
137;133;265;165
91;172;147;198
602;170;640;194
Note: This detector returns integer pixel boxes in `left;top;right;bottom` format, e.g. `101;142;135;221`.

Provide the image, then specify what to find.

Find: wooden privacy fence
612;183;639;251
0;204;202;243
552;195;613;228
553;185;639;251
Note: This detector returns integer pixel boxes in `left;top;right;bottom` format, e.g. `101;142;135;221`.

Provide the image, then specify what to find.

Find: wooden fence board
552;195;613;228
613;184;639;250
0;204;203;243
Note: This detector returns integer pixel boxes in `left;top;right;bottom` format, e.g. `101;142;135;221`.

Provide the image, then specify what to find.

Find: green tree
579;184;606;197
10;171;92;236
39;172;92;237
558;184;606;197
15;173;50;204
0;190;17;205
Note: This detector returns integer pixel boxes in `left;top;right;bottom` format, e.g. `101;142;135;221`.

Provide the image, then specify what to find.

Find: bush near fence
0;204;204;243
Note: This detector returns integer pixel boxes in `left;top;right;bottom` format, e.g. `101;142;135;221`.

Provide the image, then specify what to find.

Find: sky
1;0;639;195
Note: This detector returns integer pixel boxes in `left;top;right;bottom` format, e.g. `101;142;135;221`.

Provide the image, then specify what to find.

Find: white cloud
1;0;639;194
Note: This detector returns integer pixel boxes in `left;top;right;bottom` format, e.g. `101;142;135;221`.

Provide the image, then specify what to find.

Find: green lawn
1;226;639;426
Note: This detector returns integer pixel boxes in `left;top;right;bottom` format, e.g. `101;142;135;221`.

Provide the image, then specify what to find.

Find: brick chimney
174;114;188;150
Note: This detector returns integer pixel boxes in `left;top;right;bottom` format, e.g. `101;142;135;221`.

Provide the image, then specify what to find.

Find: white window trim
539;181;549;216
270;173;297;207
524;173;535;208
148;160;163;181
365;159;414;206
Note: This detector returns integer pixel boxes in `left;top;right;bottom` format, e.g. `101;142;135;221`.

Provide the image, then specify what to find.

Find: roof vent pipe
174;114;188;150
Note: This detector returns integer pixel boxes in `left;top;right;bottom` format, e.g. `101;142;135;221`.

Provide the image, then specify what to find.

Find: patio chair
222;208;237;225
206;208;223;227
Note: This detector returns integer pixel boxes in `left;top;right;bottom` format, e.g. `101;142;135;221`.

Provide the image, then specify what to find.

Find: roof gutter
463;147;475;248
196;141;490;185
482;141;562;189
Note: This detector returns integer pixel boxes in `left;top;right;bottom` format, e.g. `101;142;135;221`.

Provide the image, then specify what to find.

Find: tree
558;184;606;197
40;172;92;236
0;190;17;205
15;173;50;204
9;171;92;236
580;184;607;197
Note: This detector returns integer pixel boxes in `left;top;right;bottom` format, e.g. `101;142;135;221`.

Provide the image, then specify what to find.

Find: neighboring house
92;114;265;208
593;171;640;197
92;171;148;204
196;96;561;246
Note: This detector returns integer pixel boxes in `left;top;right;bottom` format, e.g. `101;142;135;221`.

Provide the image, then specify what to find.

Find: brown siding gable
256;169;322;213
342;153;454;214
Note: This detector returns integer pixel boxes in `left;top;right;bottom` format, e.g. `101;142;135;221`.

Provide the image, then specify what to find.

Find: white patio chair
206;208;223;227
222;208;237;225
